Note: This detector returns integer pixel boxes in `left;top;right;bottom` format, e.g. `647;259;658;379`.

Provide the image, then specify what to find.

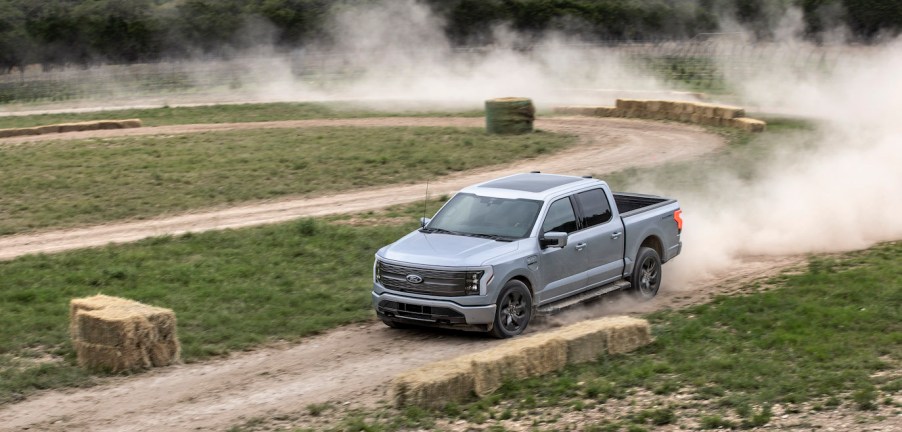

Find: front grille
377;300;466;323
378;261;471;297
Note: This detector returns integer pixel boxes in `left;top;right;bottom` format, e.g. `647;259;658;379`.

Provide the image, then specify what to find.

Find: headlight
374;260;382;283
464;270;483;295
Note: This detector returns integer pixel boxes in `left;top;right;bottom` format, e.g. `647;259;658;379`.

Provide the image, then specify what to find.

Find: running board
536;280;632;315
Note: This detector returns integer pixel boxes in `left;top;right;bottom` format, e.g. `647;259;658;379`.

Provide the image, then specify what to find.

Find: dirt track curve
0;116;785;432
0;117;720;260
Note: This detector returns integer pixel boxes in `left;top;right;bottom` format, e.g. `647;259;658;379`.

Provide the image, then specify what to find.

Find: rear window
576;189;613;228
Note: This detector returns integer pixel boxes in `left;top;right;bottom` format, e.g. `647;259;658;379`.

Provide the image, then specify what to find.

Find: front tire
490;280;532;338
631;247;662;300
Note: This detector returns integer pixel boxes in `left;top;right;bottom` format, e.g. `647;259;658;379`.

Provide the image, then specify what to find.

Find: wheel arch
639;235;664;258
507;275;534;300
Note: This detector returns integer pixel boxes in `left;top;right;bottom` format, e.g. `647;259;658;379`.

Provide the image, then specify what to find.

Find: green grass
0;126;573;235
0;197;451;404
325;242;901;430
0;102;483;129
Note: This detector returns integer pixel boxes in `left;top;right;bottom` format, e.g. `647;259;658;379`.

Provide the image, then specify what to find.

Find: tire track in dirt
0;116;735;431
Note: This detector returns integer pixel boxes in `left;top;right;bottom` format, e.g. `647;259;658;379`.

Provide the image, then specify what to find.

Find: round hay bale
485;97;535;135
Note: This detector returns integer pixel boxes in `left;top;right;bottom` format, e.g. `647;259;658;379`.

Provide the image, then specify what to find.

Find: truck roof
461;173;604;200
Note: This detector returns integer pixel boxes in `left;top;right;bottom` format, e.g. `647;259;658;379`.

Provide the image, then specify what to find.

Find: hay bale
714;105;745;120
390;316;652;408
69;294;137;340
602;316;653;354
553;320;610;364
551;316;651;363
732;117;767;133
118;119;143;129
96;121;122;130
35;125;61;134
392;358;475;408
75;307;149;346
69;295;180;371
74;340;149;373
485;97;535;135
682;103;697;114
614;99;633;110
594;107;620;117
57;123;86;133
0;127;39;138
467;333;567;396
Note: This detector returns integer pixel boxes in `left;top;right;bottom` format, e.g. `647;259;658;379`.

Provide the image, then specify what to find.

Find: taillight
673;209;683;233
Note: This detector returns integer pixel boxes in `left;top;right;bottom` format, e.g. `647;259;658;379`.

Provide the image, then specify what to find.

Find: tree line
1;0;900;73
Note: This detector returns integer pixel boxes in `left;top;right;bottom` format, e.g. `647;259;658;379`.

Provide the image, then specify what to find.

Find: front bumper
372;291;496;326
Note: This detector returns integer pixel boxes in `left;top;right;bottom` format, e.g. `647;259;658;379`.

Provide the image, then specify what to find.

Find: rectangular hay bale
69;295;141;340
119;119;142;128
392;358;475;408
70;295;180;371
75;308;148;346
593;107;620;117
74;340;150;372
467;333;566;396
551;320;610;364
602;316;653;354
714;105;746;120
35;125;61;134
614;99;633;110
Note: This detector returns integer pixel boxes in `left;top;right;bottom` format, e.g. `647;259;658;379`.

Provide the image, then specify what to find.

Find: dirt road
0;255;805;432
0;117;721;260
0;116;740;431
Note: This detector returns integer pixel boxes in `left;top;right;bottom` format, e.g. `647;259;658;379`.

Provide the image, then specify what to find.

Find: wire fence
0;41;853;106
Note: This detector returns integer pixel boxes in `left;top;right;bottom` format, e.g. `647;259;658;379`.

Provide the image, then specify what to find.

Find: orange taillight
674;209;683;232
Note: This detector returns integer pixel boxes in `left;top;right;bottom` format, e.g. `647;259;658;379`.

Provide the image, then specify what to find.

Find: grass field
0;126;573;235
306;242;901;431
0;102;483;129
0;199;451;404
0;116;799;404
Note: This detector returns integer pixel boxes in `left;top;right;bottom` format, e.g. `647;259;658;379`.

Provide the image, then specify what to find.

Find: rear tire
630;247;661;300
490;280;532;338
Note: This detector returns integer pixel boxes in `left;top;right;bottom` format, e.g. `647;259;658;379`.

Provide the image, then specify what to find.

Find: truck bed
613;192;673;217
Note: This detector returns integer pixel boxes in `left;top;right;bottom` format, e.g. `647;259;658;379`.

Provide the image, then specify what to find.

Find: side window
576;189;613;228
542;197;578;234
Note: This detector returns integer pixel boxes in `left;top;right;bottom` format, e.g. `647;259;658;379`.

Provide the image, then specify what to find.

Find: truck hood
379;231;520;267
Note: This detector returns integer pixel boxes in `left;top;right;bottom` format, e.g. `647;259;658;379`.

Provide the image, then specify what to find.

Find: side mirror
540;231;568;249
420;217;431;227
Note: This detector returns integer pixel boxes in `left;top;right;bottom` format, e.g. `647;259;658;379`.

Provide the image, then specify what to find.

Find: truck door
536;196;589;303
575;188;626;287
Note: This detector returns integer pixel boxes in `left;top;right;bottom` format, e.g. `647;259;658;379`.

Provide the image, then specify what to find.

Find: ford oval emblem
406;274;424;284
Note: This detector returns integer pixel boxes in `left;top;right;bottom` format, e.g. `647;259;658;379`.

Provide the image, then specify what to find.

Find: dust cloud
237;0;673;110
656;38;902;289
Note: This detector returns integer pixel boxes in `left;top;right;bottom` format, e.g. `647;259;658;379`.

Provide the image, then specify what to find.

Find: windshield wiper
419;227;459;235
463;232;515;242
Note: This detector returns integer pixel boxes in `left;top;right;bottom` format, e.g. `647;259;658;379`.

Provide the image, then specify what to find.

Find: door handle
611;232;622;239
575;242;587;251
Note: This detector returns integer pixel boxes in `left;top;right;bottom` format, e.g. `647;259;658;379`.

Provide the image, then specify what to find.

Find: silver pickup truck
372;172;682;338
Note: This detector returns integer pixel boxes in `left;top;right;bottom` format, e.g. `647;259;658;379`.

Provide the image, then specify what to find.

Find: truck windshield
423;193;542;240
